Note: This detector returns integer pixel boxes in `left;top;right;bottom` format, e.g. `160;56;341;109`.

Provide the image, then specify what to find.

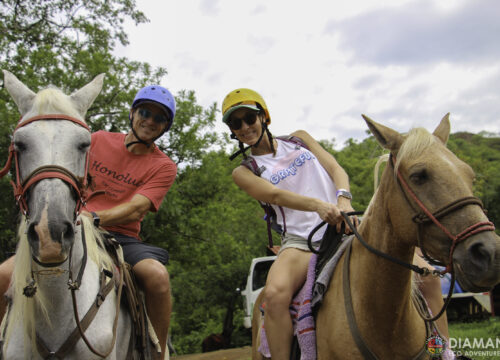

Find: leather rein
0;114;91;218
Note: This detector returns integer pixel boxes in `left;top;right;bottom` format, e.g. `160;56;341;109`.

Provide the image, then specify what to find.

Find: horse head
3;70;104;264
363;113;500;293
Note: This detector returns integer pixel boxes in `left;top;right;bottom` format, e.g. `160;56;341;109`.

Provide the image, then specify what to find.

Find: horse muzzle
452;231;500;292
26;183;76;264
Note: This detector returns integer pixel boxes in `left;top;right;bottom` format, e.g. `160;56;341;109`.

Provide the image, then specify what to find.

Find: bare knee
133;259;170;296
263;285;291;314
0;256;15;294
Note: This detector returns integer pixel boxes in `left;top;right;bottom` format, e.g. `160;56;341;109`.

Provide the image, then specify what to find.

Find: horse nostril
468;242;491;269
27;223;39;244
63;222;74;240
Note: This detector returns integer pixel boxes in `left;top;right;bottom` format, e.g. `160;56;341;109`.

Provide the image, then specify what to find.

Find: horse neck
350;170;422;337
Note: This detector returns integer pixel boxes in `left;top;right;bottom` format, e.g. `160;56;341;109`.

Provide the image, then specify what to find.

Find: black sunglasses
137;108;170;124
228;112;258;130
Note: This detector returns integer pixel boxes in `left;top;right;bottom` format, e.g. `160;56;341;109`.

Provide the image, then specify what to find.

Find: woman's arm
232;164;342;225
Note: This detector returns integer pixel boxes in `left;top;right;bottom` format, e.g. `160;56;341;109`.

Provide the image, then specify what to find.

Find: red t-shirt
86;131;177;239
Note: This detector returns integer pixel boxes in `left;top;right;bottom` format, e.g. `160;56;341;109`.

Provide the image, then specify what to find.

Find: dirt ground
172;346;252;360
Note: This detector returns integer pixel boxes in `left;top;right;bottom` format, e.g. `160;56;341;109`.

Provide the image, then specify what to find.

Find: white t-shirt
251;138;337;242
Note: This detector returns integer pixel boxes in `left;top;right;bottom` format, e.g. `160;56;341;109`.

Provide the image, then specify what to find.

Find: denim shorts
108;232;169;266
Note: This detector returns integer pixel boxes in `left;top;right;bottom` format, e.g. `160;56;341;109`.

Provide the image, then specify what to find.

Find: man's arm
81;193;151;227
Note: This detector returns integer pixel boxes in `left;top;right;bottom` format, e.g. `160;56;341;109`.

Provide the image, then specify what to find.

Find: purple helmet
132;85;176;131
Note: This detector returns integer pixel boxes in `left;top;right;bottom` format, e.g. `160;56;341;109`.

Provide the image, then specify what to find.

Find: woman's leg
263;248;312;360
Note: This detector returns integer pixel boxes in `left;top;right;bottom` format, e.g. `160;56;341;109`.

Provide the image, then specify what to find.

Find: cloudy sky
116;0;500;148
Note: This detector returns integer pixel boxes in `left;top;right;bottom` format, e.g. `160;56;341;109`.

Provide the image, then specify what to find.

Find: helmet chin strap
125;114;165;149
229;122;270;161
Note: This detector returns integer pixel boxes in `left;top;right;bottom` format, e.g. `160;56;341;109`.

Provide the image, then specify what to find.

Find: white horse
0;71;137;359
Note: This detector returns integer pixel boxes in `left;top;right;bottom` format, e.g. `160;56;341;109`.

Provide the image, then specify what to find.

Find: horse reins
0;114;91;219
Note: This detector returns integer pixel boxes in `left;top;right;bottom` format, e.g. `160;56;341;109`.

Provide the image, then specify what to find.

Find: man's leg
133;258;171;358
0;256;15;323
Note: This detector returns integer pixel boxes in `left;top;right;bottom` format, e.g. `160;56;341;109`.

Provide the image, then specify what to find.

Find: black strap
342;241;379;360
341;212;428;275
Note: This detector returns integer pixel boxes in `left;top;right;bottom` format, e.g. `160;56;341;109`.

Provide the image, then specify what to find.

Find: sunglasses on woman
228;112;258;130
137;108;170;124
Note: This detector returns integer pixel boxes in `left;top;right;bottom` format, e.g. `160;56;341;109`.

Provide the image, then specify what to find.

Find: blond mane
4;216;114;352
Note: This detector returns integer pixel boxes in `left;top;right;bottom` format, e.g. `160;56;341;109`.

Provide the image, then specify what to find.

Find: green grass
448;317;500;359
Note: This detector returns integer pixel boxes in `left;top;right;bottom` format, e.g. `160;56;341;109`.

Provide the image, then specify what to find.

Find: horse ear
70;73;105;117
362;114;404;152
432;113;450;144
3;70;36;117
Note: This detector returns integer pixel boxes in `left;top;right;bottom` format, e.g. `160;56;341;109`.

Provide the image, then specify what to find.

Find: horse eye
78;142;90;152
14;141;27;152
410;169;428;185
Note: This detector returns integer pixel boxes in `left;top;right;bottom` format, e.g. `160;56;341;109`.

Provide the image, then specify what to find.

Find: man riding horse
0;82;177;359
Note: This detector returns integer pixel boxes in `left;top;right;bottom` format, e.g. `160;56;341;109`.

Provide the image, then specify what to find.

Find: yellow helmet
222;88;271;125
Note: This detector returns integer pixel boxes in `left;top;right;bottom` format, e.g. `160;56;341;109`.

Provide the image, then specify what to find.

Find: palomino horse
253;114;500;359
0;71;136;359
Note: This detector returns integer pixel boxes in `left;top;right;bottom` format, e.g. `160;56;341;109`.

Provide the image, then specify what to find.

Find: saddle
101;233;162;360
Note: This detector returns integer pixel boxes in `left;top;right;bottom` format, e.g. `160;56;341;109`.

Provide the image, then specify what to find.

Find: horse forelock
394;128;436;175
21;87;83;122
5;216;113;353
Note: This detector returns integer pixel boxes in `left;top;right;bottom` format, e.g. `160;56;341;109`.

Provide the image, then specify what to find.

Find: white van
240;256;276;328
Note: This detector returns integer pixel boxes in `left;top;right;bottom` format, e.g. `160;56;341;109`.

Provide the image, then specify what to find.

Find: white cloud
116;0;500;150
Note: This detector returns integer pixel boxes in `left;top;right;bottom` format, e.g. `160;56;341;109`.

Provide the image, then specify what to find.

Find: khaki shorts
278;233;317;255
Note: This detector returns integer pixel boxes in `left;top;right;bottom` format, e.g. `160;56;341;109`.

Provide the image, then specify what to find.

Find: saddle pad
312;235;353;310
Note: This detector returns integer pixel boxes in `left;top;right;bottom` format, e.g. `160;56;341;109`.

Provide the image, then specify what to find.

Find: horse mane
23;87;82;121
5;216;114;352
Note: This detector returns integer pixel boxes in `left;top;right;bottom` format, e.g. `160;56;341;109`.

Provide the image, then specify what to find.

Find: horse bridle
389;153;496;275
0;114;91;219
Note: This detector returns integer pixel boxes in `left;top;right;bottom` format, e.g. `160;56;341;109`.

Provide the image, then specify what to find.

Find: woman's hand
315;200;343;226
337;197;359;234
